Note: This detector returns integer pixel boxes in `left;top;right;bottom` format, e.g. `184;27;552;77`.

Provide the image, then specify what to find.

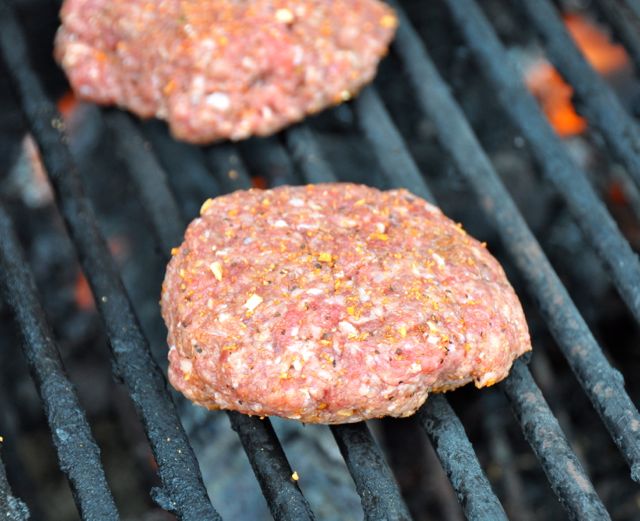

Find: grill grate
515;0;640;192
0;3;221;519
390;0;640;480
442;0;640;326
0;204;118;519
0;0;639;520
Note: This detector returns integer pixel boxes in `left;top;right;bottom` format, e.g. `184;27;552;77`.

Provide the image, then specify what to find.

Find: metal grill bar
501;360;611;520
0;455;29;521
0;204;119;520
390;2;640;482
354;88;434;202
240;136;302;187
284;125;336;184
418;396;508;521
595;0;640;72
141;121;222;214
228;413;315;521
331;423;412;521
103;113;315;521
513;0;640;190
624;0;640;19
105;111;186;251
205;144;253;192
0;4;221;519
442;0;640;326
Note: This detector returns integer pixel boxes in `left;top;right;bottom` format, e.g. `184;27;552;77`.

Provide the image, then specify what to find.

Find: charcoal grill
0;0;639;519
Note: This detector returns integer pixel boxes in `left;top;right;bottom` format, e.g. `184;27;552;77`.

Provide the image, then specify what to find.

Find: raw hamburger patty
162;184;531;423
54;0;397;143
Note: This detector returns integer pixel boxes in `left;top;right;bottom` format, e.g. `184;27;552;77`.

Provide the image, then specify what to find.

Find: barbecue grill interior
1;0;640;520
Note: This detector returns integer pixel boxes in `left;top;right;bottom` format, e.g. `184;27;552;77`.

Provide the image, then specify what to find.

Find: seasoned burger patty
54;0;397;143
161;184;531;424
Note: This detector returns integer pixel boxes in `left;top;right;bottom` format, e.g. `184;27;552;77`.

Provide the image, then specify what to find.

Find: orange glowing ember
251;176;268;189
57;90;78;119
73;237;129;311
74;271;95;311
526;14;629;137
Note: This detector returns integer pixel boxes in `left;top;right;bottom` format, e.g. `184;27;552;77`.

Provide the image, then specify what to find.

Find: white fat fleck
410;362;422;373
290;326;300;337
326;295;346;306
359;384;370;396
292;358;303;371
205;92;231;111
218;312;231;323
489;334;502;349
307;288;324;296
372;271;387;283
427;335;440;345
375;222;386;233
358;287;370;302
244;294;263;312
296;223;318;231
209;261;223;281
215;248;230;256
339;218;358;227
309;325;323;339
432;252;446;267
191;75;206;97
241;56;256;69
292;45;304;65
275;8;294;23
180;360;193;373
339;321;358;336
317;369;332;380
372;306;385;318
289;198;304;207
199;38;216;51
273;219;288;228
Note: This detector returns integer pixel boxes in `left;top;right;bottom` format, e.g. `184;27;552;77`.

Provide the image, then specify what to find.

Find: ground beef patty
54;0;397;143
161;184;531;424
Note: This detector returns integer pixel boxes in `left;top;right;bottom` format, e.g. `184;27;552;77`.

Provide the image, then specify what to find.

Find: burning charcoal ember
54;0;398;143
525;14;629;138
162;184;530;424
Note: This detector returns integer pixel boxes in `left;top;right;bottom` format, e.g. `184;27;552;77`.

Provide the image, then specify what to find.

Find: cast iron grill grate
0;0;639;520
